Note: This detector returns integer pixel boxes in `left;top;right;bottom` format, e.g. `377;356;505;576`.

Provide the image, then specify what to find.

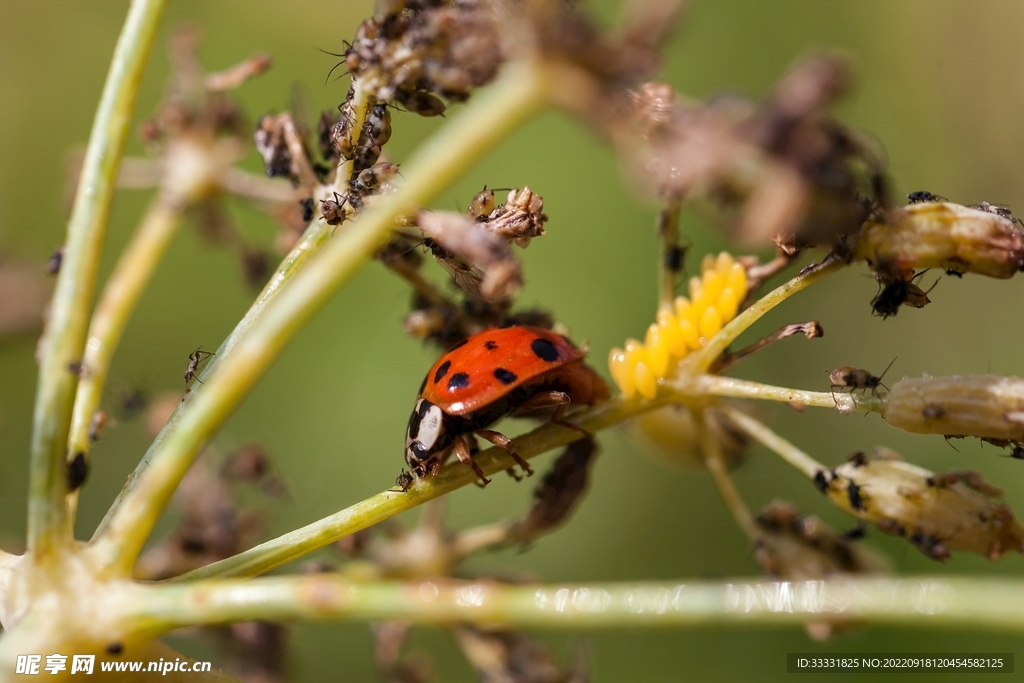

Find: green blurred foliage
2;0;1024;680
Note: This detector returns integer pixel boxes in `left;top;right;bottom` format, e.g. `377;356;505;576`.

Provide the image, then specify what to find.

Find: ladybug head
405;398;450;474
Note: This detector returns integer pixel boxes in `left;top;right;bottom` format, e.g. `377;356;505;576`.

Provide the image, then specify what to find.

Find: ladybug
405;326;609;486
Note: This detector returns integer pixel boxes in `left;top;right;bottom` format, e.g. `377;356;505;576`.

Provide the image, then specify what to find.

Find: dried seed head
818;448;1024;561
882;374;1024;443
615;56;883;251
479;187;548;247
854;201;1024;281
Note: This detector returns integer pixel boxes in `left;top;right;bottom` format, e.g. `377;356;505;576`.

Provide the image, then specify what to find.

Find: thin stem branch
693;375;878;413
700;409;759;540
709;321;823;374
67;193;186;494
221;168;301;203
134;574;1024;634
685;258;844;374
91;62;553;576
91;200;335;546
27;0;168;556
719;404;825;479
172;395;664;581
280;113;320;189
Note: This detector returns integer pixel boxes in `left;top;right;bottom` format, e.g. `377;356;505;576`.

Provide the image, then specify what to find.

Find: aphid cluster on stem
609;252;748;399
340;0;502;116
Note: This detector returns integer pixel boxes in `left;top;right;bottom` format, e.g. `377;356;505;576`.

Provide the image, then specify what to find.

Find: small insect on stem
184;347;215;389
391;469;414;493
46;246;64;275
828;357;896;406
88;410;110;442
320;192;347;226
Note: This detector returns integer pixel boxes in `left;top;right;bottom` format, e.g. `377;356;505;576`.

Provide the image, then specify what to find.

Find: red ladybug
405;326;609;486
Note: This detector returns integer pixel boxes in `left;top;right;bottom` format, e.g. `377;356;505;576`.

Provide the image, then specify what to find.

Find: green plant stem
135;574;1024;633
91;196;334;546
67;193;185;490
719;404;825;479
170;345;858;579
685;258;844;374
27;0;167;556
693;375;880;413
700;409;760;540
92;63;553;576
173;395;664;581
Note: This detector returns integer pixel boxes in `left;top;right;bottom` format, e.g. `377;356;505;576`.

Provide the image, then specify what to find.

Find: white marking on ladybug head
406;399;445;465
417;403;443;450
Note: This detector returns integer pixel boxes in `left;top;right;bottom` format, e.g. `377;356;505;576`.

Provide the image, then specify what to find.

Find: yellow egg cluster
609;252;748;399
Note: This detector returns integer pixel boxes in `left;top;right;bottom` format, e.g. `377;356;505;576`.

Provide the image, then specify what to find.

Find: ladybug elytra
405;326;609;486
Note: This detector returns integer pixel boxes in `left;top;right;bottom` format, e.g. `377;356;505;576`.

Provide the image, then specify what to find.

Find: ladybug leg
518;391;590;437
454;434;491;487
475;429;533;479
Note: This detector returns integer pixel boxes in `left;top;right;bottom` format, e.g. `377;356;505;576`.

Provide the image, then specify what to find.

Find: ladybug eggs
609;252;748;399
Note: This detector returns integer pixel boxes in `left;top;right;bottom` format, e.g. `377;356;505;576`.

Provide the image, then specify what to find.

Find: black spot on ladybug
531;338;560;362
106;642;124;656
813;469;833;493
447;372;470;391
494;368;517;385
484;340;499;350
433;360;451;384
67;452;88;491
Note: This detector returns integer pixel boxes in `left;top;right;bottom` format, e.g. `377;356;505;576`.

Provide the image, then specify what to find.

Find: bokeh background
3;0;1024;680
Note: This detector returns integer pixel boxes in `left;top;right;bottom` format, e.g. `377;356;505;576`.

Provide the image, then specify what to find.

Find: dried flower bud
417;210;523;301
882;374;1024;443
629;81;678;142
454;626;583;683
754;500;886;579
754;499;885;641
818;448;1024;560
854;202;1024;281
480;187;548;247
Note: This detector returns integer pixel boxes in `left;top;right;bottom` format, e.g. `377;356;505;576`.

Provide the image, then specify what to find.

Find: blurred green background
3;0;1024;680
